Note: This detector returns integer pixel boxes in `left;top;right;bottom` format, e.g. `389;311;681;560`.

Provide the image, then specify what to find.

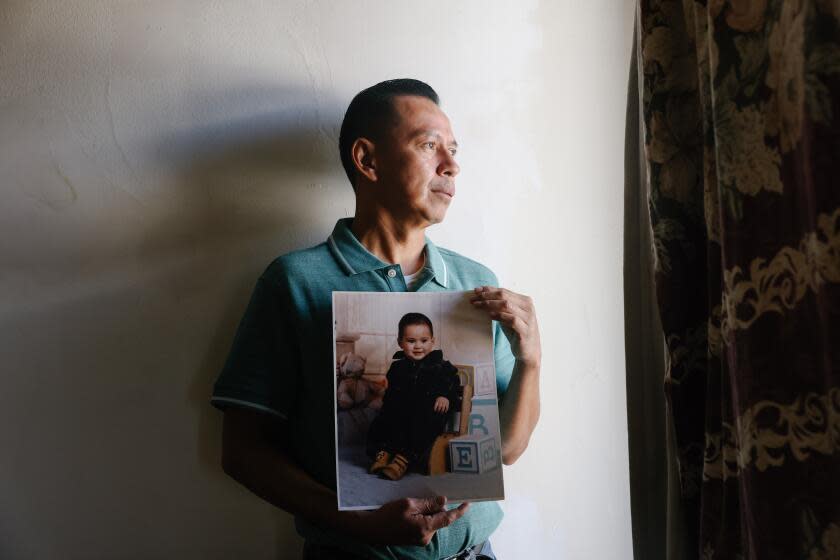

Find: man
212;79;541;559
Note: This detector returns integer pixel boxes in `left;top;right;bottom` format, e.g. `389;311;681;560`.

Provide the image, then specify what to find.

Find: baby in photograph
365;312;461;481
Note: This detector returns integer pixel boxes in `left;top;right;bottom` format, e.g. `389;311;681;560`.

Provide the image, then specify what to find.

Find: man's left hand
470;286;541;367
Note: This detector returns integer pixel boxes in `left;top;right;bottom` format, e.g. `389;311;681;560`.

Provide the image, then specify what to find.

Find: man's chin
403;203;450;228
425;207;450;225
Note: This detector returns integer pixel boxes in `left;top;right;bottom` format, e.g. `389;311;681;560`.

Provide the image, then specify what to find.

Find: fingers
471;287;534;323
470;288;511;310
370;497;468;547
427;511;453;531
471;286;533;311
472;299;530;322
488;311;529;332
434;398;449;413
471;286;541;365
415;496;447;515
396;497;470;546
427;501;470;531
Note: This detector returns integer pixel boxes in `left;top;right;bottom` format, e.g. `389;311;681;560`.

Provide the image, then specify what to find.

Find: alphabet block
449;434;500;474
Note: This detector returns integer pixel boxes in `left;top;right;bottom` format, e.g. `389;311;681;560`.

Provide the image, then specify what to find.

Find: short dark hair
338;79;440;191
398;312;434;340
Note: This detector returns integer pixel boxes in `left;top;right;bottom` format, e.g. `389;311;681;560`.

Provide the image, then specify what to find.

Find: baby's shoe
369;450;392;474
381;454;409;481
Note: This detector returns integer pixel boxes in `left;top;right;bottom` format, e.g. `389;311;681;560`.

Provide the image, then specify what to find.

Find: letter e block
449;434;500;474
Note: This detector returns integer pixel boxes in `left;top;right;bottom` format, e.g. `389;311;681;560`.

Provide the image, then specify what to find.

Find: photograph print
333;290;505;510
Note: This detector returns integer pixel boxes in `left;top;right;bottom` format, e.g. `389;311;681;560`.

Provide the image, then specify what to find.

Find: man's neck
350;210;427;276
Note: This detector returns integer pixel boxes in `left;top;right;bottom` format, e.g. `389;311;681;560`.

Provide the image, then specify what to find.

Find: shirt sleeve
483;270;516;396
210;271;298;419
493;320;516;396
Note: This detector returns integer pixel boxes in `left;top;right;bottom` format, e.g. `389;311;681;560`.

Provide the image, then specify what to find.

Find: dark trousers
366;403;448;465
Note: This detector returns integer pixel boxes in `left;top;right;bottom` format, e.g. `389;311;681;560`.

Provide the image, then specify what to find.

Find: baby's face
398;324;435;361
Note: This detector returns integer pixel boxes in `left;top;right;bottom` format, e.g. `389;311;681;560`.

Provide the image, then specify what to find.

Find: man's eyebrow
411;130;459;147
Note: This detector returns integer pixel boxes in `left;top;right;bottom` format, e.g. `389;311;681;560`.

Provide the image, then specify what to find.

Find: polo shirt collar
327;218;448;288
423;235;448;288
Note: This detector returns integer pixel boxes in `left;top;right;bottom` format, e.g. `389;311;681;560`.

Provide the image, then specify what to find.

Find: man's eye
424;142;435;149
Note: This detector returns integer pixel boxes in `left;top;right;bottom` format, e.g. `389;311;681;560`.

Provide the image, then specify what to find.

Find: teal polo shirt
212;218;515;560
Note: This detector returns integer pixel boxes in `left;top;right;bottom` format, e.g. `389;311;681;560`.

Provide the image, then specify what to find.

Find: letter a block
449;434;500;474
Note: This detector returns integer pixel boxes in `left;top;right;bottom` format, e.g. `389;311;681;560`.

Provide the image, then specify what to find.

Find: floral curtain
637;1;840;558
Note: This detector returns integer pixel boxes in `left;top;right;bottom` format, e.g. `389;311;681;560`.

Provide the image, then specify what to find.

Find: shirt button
387;269;397;278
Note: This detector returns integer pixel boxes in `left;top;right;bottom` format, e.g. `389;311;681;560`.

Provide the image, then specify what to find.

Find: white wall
0;1;635;558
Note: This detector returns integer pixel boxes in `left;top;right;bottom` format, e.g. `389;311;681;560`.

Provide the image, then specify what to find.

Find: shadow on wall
2;82;352;556
166;92;347;471
152;87;352;552
173;94;349;553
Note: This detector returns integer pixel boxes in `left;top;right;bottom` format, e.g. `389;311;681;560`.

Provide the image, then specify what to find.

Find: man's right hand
223;410;470;548
347;497;470;546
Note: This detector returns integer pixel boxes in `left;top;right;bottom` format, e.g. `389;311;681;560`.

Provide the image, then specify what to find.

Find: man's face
398;323;435;361
374;96;460;226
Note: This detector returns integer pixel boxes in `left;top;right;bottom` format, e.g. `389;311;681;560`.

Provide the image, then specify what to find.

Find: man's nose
438;151;459;178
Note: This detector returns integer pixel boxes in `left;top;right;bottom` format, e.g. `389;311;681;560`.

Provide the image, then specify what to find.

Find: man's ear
351;137;377;182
